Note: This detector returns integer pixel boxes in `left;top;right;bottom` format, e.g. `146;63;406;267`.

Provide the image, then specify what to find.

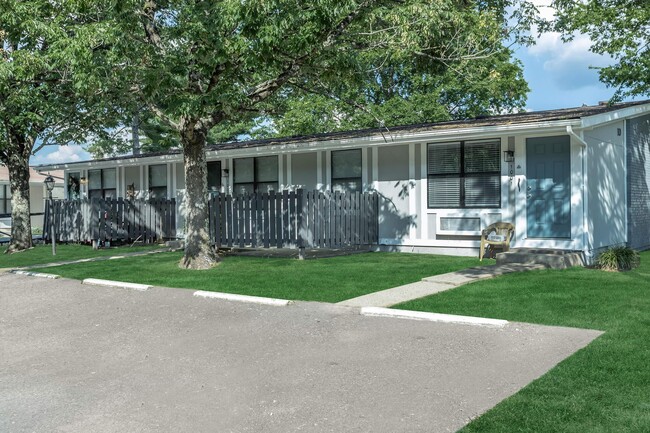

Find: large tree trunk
178;119;219;269
5;152;33;253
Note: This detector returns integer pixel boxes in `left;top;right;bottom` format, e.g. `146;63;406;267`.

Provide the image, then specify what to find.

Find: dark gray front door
526;136;571;238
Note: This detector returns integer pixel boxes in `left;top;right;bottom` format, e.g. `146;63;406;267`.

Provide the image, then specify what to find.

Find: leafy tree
0;1;124;252
549;0;650;99
98;0;535;269
272;50;528;136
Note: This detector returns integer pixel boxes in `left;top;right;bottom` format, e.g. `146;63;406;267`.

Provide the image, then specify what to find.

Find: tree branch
288;78;394;143
147;101;180;131
141;1;165;52
246;0;376;106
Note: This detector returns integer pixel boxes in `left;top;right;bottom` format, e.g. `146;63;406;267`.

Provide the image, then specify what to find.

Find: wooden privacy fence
43;198;176;243
208;189;379;249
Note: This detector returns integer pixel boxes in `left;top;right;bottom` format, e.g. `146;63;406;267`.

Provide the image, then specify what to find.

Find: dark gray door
526;136;571;238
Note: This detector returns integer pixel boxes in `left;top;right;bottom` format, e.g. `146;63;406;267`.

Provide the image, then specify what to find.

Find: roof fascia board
209;119;581;157
36;119;581;170
580;103;650;129
35;153;182;171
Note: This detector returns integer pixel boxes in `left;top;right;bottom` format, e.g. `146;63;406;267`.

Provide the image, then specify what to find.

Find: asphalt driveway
0;273;601;433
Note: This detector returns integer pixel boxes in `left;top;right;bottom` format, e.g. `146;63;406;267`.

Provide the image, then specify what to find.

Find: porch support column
420;143;428;238
139;165;144;198
408;143;416;241
166;163;172;199
567;125;591;261
325;151;331;191
371;147;378;191
172;162;177;198
120;166;126;198
278;153;284;190
228;158;234;195
361;147;368;191
286;154;292;190
316;151;323;191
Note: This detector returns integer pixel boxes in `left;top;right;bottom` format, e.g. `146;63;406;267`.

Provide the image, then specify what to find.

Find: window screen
234;156;278;195
331;149;362;193
148;164;167;199
88;168;117;199
207;161;222;194
428;140;500;208
0;185;11;214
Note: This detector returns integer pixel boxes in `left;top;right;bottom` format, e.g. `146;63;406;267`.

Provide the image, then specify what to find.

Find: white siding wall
376;145;412;244
586;121;627;250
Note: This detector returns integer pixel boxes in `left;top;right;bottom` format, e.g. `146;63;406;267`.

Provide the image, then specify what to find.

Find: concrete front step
496;248;585;269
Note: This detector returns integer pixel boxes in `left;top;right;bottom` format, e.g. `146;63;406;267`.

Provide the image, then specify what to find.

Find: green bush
597;246;640;271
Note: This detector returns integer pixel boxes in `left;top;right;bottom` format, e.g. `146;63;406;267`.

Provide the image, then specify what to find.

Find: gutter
35;119;583;172
567;125;592;263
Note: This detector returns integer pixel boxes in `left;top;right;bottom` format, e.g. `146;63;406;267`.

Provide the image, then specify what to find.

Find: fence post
296;189;305;260
50;199;56;255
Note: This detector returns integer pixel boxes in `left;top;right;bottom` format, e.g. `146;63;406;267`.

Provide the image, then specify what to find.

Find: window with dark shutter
427;139;501;208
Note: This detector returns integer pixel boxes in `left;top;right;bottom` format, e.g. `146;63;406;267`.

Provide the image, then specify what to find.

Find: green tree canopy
0;0;125;251
94;0;536;268
549;0;650;99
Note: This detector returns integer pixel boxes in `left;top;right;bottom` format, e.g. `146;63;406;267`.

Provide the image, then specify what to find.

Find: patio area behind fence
209;189;379;249
43;190;379;250
43;198;176;244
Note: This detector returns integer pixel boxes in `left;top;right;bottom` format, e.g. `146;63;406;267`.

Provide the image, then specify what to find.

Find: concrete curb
11;270;60;279
82;278;152;291
193;290;292;306
360;307;508;328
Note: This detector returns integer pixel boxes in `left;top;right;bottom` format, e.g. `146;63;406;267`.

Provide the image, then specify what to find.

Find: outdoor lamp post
44;175;56;256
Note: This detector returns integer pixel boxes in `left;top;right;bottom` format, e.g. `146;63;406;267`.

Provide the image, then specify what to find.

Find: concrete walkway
338;263;547;308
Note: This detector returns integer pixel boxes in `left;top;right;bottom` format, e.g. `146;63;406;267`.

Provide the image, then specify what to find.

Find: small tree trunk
5;153;33;253
178;119;219;269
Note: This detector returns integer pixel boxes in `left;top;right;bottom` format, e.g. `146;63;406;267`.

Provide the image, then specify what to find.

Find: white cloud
31;145;91;166
523;0;612;92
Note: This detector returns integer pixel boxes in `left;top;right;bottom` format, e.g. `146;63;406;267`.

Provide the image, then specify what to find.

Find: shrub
597;246;640;271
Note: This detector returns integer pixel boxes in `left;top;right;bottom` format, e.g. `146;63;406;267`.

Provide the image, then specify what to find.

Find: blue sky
30;1;641;166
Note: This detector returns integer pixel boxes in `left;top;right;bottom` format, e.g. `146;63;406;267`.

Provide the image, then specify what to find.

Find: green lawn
395;251;650;433
1;243;164;269
32;251;482;303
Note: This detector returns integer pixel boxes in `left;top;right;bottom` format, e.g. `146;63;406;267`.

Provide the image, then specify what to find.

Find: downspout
567;125;592;263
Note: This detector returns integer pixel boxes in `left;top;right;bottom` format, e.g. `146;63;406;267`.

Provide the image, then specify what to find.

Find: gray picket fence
43;198;176;243
208;189;379;249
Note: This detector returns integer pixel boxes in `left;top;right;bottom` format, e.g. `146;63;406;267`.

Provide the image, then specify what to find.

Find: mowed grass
1;243;163;268
32;251;482;303
395;251;650;433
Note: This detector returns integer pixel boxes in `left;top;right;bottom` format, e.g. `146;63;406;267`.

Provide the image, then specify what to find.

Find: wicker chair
479;222;515;261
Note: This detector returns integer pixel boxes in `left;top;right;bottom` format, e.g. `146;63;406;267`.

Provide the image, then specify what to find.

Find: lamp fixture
503;150;515;162
44;175;56;193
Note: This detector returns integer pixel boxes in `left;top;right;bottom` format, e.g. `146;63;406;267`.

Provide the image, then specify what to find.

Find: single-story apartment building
35;100;650;261
0;166;64;235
